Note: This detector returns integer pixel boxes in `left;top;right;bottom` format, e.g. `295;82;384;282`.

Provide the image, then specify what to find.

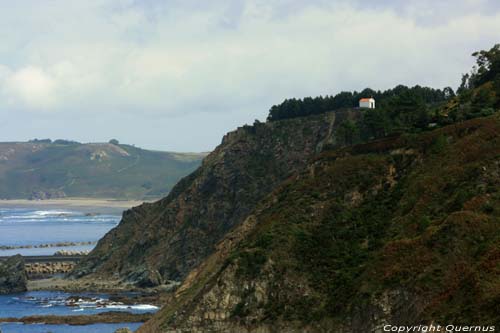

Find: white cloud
0;1;498;150
2;66;57;110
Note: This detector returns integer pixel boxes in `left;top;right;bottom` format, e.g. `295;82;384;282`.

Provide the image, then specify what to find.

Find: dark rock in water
85;212;101;216
0;255;28;294
114;328;133;333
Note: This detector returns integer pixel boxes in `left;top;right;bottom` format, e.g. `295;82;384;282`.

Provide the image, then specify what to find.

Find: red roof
359;98;373;102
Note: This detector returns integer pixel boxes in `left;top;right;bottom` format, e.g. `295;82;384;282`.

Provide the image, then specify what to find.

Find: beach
0;198;153;214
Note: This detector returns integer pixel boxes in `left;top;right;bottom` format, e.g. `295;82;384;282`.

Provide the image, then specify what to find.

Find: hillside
138;113;500;332
0;141;204;200
72;109;362;285
72;45;500;332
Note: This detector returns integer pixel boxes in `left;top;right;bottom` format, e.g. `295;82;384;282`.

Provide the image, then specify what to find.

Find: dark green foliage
337;120;360;145
429;134;448;154
470;44;500;88
225;114;500;327
449;44;500;122
53;139;80;145
267;85;450;122
234;249;267;278
268;44;500;149
28;138;52;143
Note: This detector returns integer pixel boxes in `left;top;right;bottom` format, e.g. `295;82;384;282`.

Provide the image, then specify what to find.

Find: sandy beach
0;197;155;213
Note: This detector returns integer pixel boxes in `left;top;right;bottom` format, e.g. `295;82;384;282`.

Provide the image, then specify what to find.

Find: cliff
138;114;500;332
73;110;361;286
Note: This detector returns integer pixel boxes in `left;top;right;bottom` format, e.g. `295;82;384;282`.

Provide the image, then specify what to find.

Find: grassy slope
0;142;204;199
143;114;500;332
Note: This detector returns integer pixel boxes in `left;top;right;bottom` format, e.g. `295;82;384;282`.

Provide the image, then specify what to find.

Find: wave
33;210;78;216
129;304;159;311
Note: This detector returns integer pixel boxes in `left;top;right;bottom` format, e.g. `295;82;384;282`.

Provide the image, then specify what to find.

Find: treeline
267;85;454;121
334;44;500;146
29;138;81;145
448;43;500;122
266;44;499;145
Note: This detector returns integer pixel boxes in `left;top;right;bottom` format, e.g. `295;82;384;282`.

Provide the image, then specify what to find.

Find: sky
0;0;499;152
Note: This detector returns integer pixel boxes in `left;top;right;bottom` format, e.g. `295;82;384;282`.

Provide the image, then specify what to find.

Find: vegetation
229;113;500;327
0;141;204;199
136;44;500;332
224;44;500;328
269;44;500;146
268;85;452;122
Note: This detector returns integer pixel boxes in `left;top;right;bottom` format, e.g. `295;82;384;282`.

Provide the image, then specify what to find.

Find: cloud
2;66;57;110
0;1;498;150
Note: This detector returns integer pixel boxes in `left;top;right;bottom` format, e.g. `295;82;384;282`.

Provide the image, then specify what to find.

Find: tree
337;120;359;145
471;44;500;86
443;86;455;99
109;139;120;145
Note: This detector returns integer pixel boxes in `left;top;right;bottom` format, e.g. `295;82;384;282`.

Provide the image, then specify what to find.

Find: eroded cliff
138;115;500;332
74;110;360;286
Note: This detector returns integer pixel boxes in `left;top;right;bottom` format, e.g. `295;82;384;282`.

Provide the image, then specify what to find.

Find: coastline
0;197;156;213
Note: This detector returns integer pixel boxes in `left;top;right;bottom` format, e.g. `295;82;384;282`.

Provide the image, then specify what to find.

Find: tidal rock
0;255;28;294
114;328;133;333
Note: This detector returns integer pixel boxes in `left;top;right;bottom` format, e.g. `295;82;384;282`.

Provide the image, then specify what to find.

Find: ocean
0;206;156;333
0;207;120;256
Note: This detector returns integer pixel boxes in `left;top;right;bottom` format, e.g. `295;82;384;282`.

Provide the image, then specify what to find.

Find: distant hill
0;141;206;200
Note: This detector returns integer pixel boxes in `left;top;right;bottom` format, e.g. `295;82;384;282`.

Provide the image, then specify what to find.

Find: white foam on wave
33;210;77;216
130;304;159;310
105;304;132;310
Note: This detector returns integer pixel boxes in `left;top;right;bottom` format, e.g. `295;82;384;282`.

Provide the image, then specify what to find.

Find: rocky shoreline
25;261;76;279
0;254;163;332
0;241;96;251
0;311;152;325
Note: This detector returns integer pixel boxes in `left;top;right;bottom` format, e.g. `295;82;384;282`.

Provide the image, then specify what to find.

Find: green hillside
71;44;500;332
140;113;500;332
0;141;205;200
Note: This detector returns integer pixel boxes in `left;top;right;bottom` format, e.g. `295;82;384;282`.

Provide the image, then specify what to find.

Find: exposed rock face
0;255;28;294
73;110;360;286
138;115;500;332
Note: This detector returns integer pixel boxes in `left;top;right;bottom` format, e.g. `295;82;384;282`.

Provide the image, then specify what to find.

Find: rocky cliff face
0;255;28;294
73;110;361;286
138;115;500;332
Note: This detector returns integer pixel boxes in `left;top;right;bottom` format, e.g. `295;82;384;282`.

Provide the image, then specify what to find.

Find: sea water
0;207;156;332
0;291;155;332
0;207;120;256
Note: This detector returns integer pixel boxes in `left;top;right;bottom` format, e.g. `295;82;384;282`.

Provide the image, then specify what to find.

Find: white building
359;98;375;109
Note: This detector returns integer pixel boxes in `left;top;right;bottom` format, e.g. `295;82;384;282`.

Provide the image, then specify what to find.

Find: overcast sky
0;0;498;152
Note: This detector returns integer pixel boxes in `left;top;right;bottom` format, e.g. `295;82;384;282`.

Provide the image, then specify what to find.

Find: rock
0;255;28;294
74;110;355;285
127;268;163;287
54;249;90;256
114;328;133;333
